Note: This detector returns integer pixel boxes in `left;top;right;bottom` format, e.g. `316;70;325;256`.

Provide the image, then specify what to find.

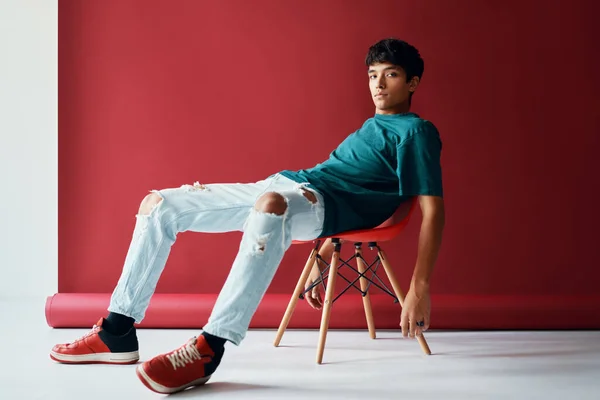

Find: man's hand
304;273;323;310
400;281;431;338
304;238;336;310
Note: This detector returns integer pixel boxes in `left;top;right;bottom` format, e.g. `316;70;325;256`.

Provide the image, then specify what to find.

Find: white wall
0;1;57;298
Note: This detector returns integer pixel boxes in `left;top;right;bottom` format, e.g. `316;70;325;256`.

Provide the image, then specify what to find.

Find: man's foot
50;318;139;364
136;335;225;394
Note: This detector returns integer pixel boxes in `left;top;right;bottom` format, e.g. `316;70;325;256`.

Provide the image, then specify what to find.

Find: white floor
1;299;599;400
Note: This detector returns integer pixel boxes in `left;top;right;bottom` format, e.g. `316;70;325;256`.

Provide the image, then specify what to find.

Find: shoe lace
70;325;100;344
166;338;205;370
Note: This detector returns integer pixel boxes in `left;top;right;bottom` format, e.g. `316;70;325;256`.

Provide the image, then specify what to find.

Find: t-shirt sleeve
396;123;444;197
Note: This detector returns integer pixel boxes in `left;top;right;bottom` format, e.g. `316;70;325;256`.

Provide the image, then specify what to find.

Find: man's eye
369;75;377;79
387;72;397;77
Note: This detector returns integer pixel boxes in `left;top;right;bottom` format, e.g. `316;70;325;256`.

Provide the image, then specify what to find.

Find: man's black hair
365;38;424;82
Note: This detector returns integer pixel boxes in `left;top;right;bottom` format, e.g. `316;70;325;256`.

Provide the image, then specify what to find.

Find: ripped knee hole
139;193;162;215
254;192;288;215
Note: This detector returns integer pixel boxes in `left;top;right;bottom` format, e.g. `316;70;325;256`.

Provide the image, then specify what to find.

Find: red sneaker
136;336;224;394
50;318;139;364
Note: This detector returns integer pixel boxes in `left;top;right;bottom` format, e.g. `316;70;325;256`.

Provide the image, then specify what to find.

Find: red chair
273;197;432;363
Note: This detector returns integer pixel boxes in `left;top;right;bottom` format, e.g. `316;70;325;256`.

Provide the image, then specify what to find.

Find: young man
50;38;445;394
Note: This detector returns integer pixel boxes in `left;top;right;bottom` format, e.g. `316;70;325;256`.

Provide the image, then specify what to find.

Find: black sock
201;331;226;350
103;312;135;335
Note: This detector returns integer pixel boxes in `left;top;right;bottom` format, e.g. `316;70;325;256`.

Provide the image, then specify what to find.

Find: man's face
368;63;418;114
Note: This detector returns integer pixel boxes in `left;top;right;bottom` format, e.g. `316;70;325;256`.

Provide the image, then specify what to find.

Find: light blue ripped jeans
107;173;325;345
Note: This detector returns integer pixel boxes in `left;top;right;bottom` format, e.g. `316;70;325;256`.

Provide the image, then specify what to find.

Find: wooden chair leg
377;247;432;355
316;240;341;364
273;245;319;347
355;246;376;339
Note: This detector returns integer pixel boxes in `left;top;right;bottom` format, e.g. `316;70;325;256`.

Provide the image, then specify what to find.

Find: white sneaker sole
50;350;139;364
136;364;212;394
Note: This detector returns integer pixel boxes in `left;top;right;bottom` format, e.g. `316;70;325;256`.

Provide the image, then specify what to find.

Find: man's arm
411;195;445;286
402;194;445;338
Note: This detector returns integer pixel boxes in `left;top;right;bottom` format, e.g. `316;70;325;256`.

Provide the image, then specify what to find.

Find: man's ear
408;76;420;93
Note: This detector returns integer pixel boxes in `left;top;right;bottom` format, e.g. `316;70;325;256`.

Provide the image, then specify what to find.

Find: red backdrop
54;0;600;329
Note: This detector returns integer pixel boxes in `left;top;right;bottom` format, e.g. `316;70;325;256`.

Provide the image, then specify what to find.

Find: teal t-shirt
279;112;443;238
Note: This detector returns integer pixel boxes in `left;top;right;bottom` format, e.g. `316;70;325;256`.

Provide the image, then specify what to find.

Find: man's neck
376;103;411;115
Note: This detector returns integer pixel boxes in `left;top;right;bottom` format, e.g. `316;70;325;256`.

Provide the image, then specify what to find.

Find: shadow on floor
170;381;277;397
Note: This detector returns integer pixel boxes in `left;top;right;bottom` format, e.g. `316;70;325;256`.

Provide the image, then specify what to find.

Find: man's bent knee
254;192;287;215
139;193;162;215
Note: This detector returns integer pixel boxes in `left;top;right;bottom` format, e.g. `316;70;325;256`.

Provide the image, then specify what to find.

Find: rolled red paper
45;293;600;329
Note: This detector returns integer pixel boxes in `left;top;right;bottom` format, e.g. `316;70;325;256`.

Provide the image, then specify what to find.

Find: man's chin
374;103;394;113
373;100;390;111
